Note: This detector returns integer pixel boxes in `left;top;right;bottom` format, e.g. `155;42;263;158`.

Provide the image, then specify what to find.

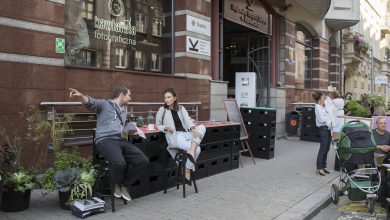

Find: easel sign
224;99;255;167
223;99;249;140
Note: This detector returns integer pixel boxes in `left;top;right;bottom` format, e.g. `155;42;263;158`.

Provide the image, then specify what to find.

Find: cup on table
147;124;155;130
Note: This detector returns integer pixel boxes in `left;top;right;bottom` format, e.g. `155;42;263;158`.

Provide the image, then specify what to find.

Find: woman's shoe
323;169;330;174
184;178;192;186
316;170;326;176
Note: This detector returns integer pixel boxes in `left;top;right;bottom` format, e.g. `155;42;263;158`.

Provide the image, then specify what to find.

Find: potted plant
369;95;385;116
0;127;37;212
43;149;95;209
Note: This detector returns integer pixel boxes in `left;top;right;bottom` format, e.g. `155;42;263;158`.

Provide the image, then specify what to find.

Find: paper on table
123;123;146;139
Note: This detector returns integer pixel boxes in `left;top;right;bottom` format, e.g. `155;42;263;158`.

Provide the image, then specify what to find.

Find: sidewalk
2;138;338;220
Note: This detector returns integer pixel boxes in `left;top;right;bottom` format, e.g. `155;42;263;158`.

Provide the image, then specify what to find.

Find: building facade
343;0;390;103
0;0;360;151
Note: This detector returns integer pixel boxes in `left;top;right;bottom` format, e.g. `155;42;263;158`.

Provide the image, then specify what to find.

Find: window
135;51;145;70
368;84;371;91
115;48;128;68
152;18;162;37
80;0;94;20
361;82;364;89
151;53;161;71
354;80;357;89
295;24;313;89
136;13;146;33
75;50;94;66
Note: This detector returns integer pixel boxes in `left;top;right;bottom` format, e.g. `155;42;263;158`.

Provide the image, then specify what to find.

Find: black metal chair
163;149;198;198
92;133;127;212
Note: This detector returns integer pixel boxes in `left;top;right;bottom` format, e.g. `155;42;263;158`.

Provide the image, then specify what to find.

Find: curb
274;177;338;220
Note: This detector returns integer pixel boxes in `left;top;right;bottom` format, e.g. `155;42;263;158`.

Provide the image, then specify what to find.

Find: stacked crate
128;123;240;198
300;106;321;142
240;107;276;159
196;124;241;178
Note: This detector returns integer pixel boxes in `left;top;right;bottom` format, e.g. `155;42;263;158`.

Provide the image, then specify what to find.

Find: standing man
69;87;149;201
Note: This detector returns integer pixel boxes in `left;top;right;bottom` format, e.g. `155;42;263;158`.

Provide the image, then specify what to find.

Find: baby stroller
331;120;381;213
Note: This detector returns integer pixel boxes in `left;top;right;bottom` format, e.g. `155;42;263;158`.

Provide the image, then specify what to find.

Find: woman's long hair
163;88;180;111
312;91;324;103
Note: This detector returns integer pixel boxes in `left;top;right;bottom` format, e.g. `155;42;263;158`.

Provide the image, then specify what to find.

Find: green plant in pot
369;95;385;116
0;127;37;212
43;148;96;209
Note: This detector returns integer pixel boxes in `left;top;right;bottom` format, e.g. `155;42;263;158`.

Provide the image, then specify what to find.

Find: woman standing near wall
313;91;332;176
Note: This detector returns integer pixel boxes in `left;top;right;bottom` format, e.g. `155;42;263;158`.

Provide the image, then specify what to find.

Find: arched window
295;24;313;89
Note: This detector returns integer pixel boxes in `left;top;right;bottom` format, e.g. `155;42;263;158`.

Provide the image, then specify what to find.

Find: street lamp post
370;46;374;94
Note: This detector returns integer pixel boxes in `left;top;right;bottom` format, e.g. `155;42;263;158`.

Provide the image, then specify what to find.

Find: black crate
241;108;276;122
253;149;274;159
208;142;221;159
302;107;315;116
203;126;222;143
231;154;239;170
195;161;208;179
231;139;240;155
256;121;276;135
129;178;146;199
255;135;276;147
301;126;319;136
219;156;231;172
145;144;166;172
162;168;178;189
231;125;240;140
220;140;232;156
144;173;164;193
207;158;220;176
221;125;232;140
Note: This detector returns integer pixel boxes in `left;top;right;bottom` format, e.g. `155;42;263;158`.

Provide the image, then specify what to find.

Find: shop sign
186;15;211;36
375;75;388;84
186;36;210;56
224;0;270;35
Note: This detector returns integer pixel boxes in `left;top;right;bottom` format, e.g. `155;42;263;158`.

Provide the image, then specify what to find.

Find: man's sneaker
114;184;121;198
120;186;132;201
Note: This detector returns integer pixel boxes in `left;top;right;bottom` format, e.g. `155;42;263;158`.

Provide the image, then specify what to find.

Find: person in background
372;117;390;165
331;91;345;140
69;87;149;201
313;91;331;176
155;88;206;184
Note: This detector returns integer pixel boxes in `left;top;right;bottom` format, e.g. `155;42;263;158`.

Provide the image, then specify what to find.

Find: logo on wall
246;0;254;11
108;0;124;17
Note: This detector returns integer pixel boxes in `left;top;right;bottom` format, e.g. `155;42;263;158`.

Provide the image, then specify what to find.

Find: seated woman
156;88;206;184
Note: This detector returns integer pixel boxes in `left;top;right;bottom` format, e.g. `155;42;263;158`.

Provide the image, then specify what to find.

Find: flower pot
0;188;31;212
58;190;71;210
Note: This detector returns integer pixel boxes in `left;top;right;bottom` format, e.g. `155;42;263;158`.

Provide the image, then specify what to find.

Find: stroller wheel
331;184;339;204
367;198;375;214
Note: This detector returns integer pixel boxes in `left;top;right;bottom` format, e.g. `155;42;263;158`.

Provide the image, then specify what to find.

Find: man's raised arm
69;88;89;104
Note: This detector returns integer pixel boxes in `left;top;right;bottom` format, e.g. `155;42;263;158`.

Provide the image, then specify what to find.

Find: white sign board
186;15;211;36
235;72;257;107
186;36;210;56
375;75;388;84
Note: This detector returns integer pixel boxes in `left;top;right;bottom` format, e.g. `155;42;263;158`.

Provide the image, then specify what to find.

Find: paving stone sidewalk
2;138;338;220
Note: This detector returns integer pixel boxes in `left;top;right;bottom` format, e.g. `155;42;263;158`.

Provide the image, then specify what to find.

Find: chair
163;149;198;198
92;133;127;212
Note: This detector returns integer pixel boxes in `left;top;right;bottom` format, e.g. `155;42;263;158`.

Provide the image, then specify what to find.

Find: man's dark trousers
96;138;149;186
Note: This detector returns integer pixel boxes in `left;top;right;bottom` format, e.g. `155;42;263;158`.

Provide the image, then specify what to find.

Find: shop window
136;13;147;33
295;24;313;89
80;0;94;20
65;0;169;73
135;51;145;70
152;18;162;37
151;53;161;71
115;48;128;69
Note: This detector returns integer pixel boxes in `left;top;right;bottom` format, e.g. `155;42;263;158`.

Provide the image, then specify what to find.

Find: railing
40;101;201;147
